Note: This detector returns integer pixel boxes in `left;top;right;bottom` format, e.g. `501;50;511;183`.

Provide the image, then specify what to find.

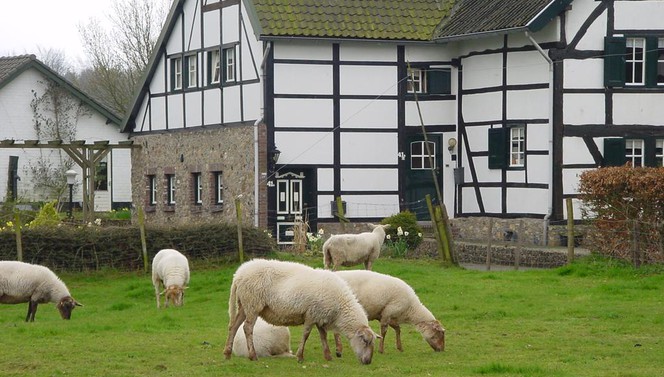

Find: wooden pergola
0;139;139;221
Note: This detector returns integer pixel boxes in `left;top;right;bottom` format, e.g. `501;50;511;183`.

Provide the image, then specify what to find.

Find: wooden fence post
631;220;640;268
138;207;148;273
566;198;575;264
486;218;493;271
514;220;523;270
14;210;22;262
335;196;349;232
425;195;446;261
235;197;244;264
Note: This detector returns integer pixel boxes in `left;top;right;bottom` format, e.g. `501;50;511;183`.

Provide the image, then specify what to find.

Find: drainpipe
525;31;554;245
254;41;272;227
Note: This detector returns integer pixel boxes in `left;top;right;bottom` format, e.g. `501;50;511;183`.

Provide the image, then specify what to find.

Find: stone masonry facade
130;123;264;226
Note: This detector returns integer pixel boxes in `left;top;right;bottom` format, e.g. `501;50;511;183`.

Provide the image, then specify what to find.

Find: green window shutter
488;128;507;169
604;37;626;87
645;37;658;87
603;138;626;167
427;68;451;94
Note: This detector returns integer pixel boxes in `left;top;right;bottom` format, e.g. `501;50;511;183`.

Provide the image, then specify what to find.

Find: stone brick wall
130;124;259;226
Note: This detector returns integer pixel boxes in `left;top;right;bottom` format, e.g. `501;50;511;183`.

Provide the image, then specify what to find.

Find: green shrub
0;222;276;271
381;211;423;256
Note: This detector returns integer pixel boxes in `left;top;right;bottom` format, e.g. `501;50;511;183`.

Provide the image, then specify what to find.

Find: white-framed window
410;141;436;170
656;139;664;166
185;54;197;88
171;57;182;90
625;139;644;167
193;173;202;205
95;157;108;191
224;47;235;83
209;49;221;84
626;37;645;86
215;172;224;205
167;174;176;205
658;39;664;86
407;68;425;93
148;175;157;205
510;126;525;167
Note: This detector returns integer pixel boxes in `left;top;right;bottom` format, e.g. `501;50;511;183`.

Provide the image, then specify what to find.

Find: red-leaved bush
578;166;664;264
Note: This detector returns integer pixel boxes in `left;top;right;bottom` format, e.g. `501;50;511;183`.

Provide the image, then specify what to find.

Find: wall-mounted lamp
447;137;457;152
268;144;281;172
65;169;78;219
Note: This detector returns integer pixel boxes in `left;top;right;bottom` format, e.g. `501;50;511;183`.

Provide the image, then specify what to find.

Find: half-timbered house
123;0;664;245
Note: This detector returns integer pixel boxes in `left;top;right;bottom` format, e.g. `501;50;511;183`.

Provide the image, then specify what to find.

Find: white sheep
334;269;445;355
322;223;390;270
223;258;379;364
151;249;190;308
0;261;82;322
232;317;293;358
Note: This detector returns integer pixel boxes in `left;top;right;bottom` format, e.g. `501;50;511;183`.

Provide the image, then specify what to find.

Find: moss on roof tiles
251;0;456;41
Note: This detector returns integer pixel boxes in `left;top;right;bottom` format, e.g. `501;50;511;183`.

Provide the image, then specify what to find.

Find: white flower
94;218;102;226
404;231;409;237
386;234;391;240
318;228;325;235
418;232;423;238
397;226;404;236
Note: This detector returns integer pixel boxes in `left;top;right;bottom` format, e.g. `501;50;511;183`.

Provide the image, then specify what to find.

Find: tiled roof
433;0;572;40
0;54;121;125
248;0;457;41
0;55;35;85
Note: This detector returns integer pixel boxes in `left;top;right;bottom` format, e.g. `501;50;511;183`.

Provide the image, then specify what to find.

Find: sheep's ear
75;301;84;307
367;223;375;228
159;290;166;296
383;224;391;229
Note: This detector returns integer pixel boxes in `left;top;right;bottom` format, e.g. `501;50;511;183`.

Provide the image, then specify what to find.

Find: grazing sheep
232;317;293;358
151;249;190;308
334;269;445;355
223;259;379;364
0;261;82;322
323;223;390;270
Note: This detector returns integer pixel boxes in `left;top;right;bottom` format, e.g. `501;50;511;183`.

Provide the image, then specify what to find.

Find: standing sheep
323;223;390;270
151;249;190;308
0;261;82;322
334;269;445;355
232;317;293;358
223;259;379;364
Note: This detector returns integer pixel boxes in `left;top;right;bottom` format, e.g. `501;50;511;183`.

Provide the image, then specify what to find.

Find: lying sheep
334;269;445;355
232;317;293;358
223;259;379;364
323;223;390;270
151;249;190;308
0;261;82;322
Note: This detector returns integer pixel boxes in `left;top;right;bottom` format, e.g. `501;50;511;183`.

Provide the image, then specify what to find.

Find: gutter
525;31;554;245
254;41;272;227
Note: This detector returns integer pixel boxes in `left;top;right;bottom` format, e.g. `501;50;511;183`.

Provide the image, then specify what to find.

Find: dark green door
404;134;442;220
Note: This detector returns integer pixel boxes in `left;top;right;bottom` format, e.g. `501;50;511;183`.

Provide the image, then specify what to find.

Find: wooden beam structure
0;139;139;221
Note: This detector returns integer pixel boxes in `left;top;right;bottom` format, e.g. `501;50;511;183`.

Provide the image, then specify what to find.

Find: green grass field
1;254;662;377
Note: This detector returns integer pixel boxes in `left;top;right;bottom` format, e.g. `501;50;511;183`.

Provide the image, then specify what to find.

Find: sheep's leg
296;322;314;363
390;323;403;352
25;301;38;322
365;260;372;270
379;320;389;353
243;316;258;361
316;325;333;361
334;332;343;357
222;306;247;360
154;283;161;309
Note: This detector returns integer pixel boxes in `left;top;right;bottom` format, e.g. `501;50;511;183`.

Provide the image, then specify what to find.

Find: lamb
151;249;190;308
323;223;390;270
333;269;445;355
232;317;293;358
223;258;379;364
0;261;82;322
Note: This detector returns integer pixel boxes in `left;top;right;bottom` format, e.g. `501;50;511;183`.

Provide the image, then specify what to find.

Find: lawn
1;254;662;377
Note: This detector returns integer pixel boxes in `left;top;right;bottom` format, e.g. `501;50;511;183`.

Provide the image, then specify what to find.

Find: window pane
509;126;525;167
625;139;644;167
656;139;664;166
658;39;664;85
210;50;221;84
626;38;645;85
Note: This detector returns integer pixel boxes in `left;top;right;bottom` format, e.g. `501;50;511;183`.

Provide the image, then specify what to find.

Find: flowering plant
306;228;325;253
383;226;416;257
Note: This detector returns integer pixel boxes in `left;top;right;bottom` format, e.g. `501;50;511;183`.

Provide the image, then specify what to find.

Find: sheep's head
163;285;185;307
348;326;379;365
419;320;445;352
56;296;82;320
